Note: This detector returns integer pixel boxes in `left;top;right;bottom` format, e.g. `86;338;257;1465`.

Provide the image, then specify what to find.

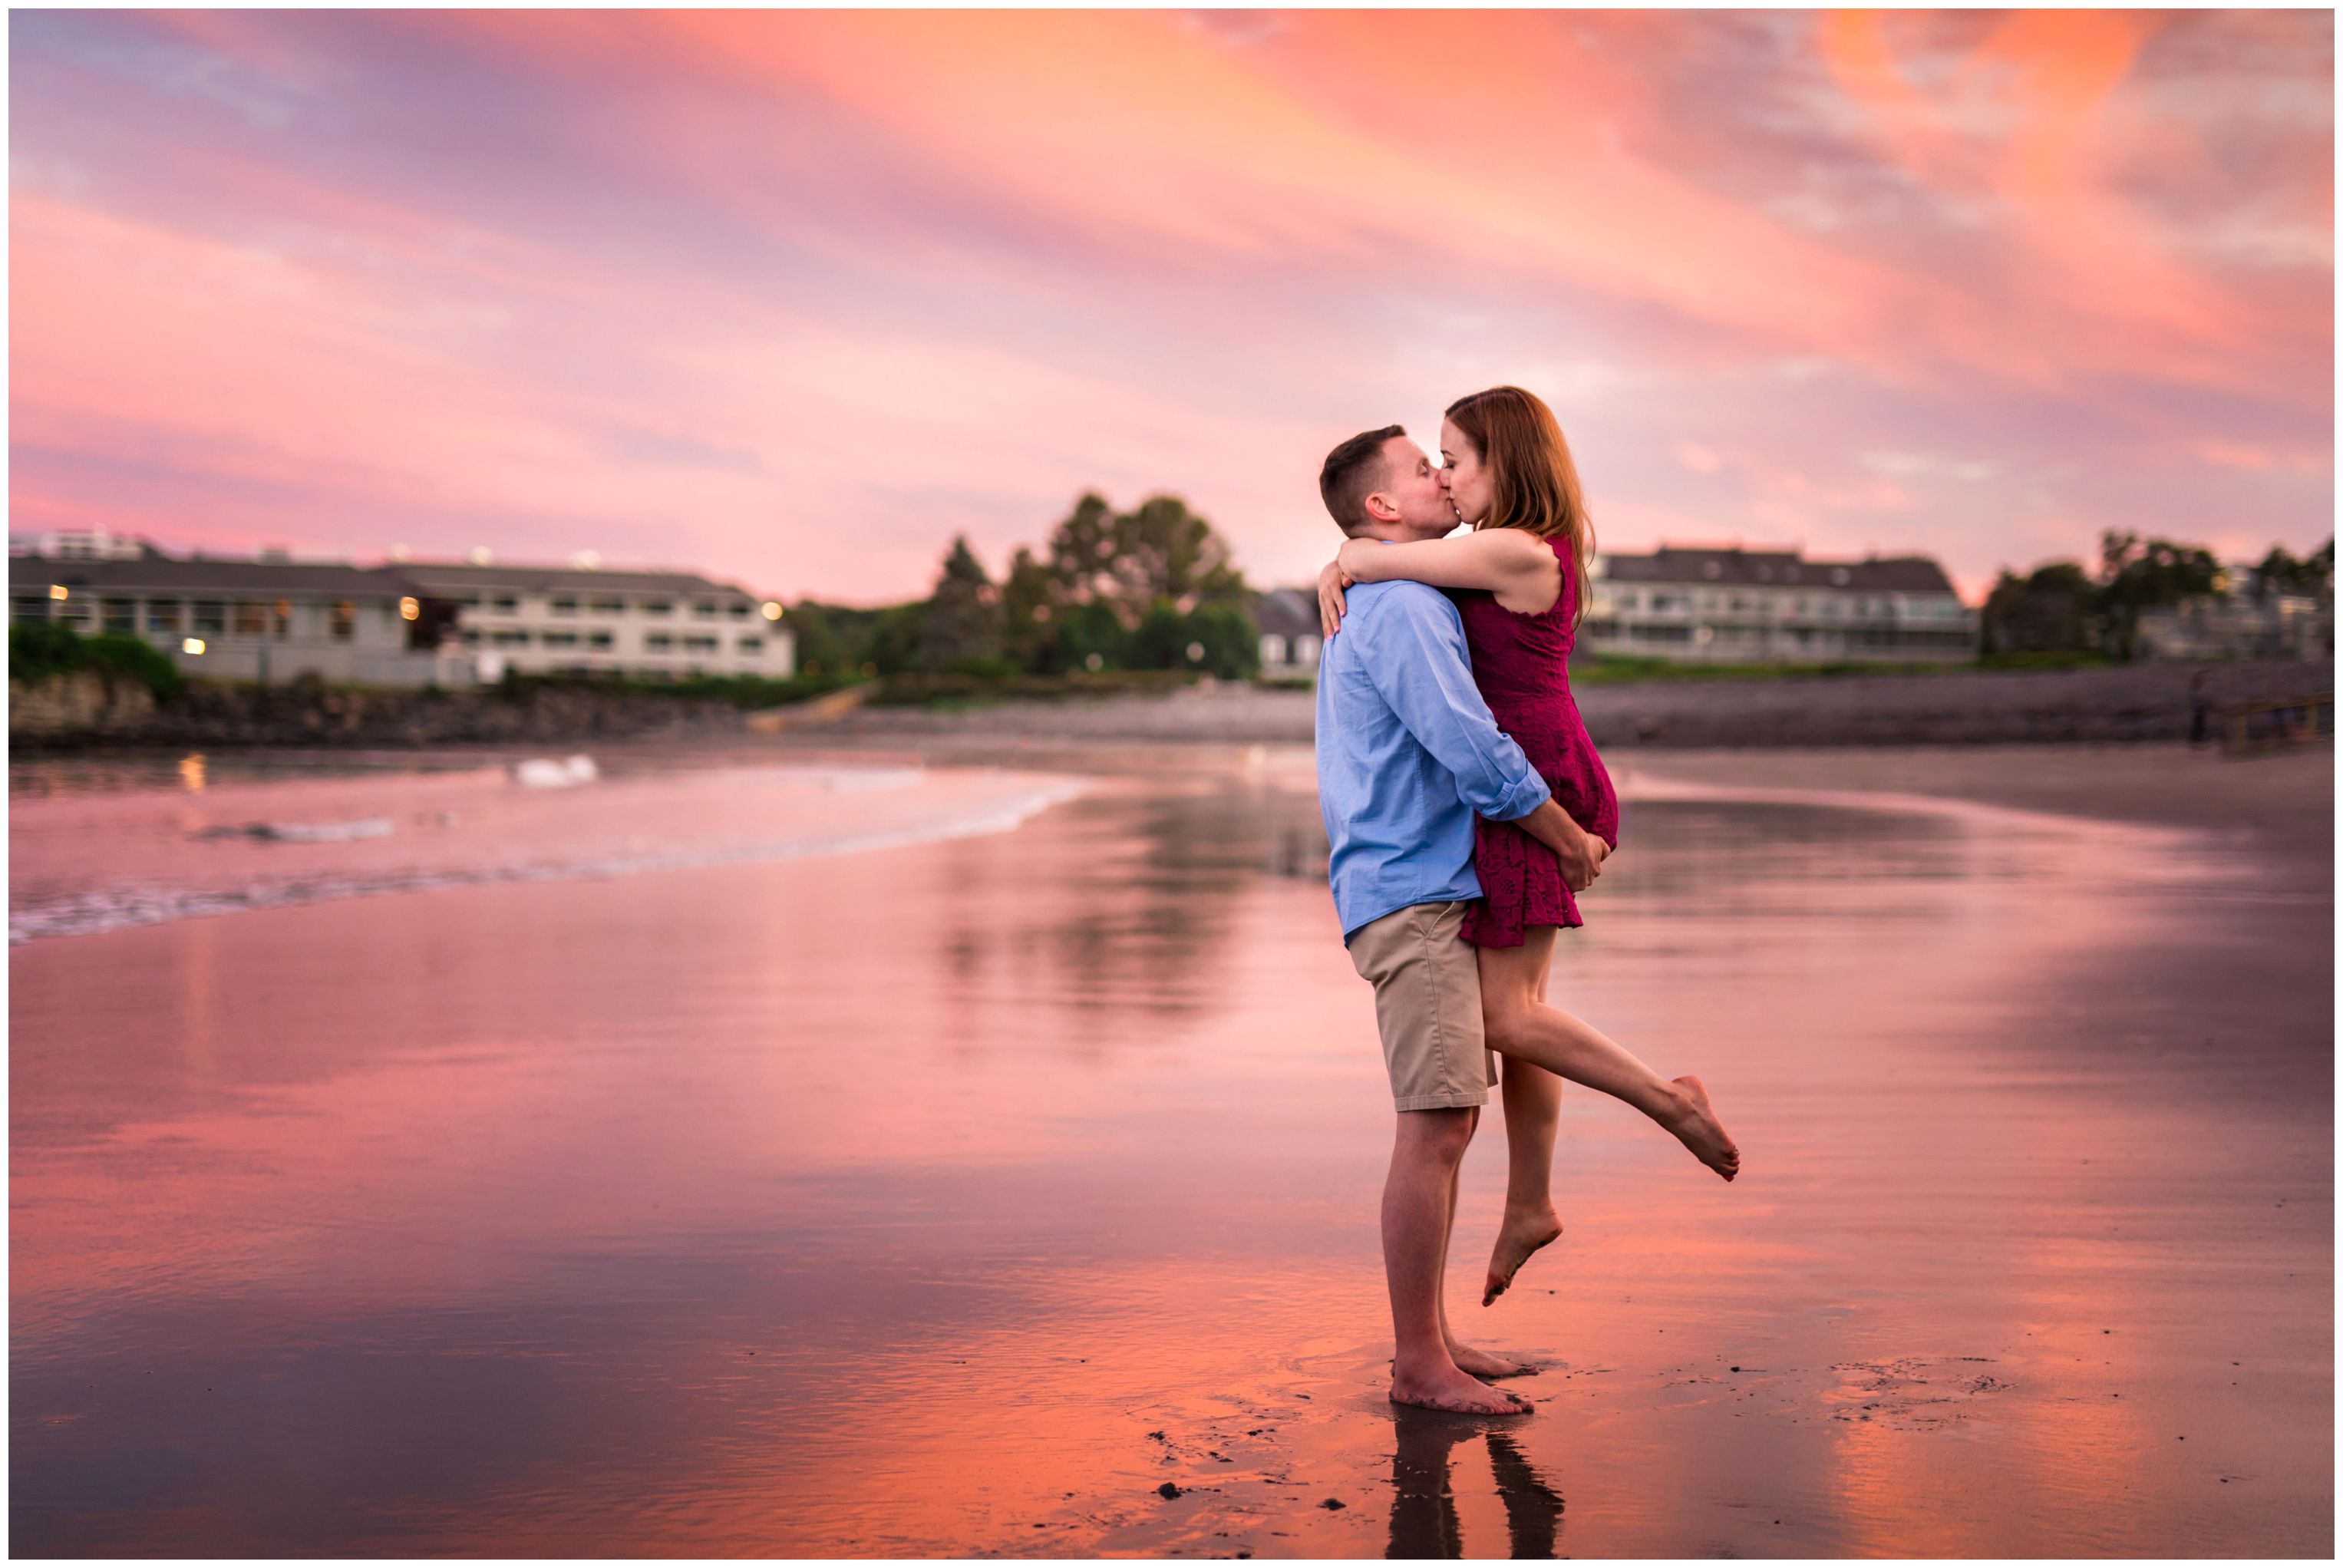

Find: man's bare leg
1436;1133;1535;1376
1480;929;1740;1181
1386;1107;1530;1415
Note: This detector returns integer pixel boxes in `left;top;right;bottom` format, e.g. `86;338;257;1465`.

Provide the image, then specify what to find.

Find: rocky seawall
8;675;750;748
804;659;2336;748
11;660;2331;750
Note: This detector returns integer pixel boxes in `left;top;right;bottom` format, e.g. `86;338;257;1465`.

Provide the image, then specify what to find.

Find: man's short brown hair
1319;424;1404;537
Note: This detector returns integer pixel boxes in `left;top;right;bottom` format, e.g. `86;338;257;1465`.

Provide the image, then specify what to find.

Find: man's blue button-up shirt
1315;579;1550;941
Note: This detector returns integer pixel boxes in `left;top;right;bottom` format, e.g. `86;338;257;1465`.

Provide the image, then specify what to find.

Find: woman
1318;386;1739;1310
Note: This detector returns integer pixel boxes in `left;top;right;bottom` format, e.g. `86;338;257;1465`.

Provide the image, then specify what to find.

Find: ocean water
9;750;1085;946
9;744;2331;1556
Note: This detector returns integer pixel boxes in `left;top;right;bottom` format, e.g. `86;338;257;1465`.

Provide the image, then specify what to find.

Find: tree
1981;562;2099;655
916;535;1005;672
2252;540;2335;601
1048;599;1129;674
2095;530;2222;660
998;545;1061;673
1041;490;1248;630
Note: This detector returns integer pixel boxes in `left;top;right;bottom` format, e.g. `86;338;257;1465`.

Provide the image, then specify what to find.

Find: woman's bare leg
1480;929;1740;1181
1487;961;1566;1306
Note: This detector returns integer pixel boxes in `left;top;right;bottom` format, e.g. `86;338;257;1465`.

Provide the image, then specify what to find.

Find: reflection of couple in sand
1314;387;1741;1418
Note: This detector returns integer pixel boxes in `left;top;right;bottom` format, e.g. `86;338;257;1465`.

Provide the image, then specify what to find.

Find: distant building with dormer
396;560;793;682
1252;586;1323;678
9;535;794;687
1581;545;1977;664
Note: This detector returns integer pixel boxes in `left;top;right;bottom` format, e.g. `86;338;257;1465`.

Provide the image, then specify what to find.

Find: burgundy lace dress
1450;536;1621;948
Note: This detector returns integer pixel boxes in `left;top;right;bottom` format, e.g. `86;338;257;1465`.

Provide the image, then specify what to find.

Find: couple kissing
1313;385;1741;1417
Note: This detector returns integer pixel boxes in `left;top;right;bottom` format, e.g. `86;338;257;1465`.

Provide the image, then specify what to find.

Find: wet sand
10;744;2331;1556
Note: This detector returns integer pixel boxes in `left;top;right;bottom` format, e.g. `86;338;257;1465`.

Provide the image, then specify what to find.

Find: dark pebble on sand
1320;1499;1345;1511
1159;1483;1182;1500
1731;1366;1741;1372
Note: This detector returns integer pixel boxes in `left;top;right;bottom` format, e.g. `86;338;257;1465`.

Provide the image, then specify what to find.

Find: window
101;598;137;633
490;594;519;612
1259;634;1286;666
549;596;579;616
683;634;719;652
588;631;614;650
193;601;227;636
233;601;269;638
12;596;50;625
738;636;764;655
728;602;751;618
459;629;481;645
490;629;530;647
640;599;673;616
693;599;719;618
330;600;355;641
645;632;674;651
589;597;625;615
147;599;183;633
542;631;579;649
273;599;292;639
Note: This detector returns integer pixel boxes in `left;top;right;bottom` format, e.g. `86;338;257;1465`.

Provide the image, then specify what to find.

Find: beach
10;738;2331;1556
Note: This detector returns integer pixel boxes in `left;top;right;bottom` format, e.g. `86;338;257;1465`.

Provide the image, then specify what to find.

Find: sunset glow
10;9;2332;602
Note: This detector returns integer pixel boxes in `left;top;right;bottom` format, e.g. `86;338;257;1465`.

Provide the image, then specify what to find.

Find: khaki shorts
1346;900;1495;1112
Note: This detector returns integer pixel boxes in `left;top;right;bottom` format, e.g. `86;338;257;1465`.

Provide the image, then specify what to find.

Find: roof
12;551;765;602
1599;546;1956;595
1252;586;1321;639
389;562;761;598
12;553;411;599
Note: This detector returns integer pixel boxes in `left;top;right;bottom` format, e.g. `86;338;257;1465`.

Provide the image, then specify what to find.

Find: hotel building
395;561;793;682
1581;546;1978;665
9;533;794;686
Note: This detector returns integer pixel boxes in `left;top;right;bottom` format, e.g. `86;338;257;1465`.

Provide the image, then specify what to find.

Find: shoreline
9;658;2332;752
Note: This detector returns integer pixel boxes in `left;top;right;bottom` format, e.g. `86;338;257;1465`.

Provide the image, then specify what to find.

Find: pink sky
10;10;2332;604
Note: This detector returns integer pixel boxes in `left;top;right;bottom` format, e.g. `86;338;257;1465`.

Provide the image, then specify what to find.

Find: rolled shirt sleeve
1361;591;1550;823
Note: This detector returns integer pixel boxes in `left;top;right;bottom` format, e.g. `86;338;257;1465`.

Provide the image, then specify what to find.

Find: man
1313;424;1609;1416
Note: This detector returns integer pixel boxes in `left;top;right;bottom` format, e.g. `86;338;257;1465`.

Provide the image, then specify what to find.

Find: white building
11;539;797;687
1582;546;1977;664
1252;586;1323;678
395;560;794;681
10;542;464;688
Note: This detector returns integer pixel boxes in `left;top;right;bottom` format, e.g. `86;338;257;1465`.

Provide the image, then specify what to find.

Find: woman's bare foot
1662;1074;1739;1180
1483;1204;1565;1306
1447;1340;1536;1379
1391;1360;1533;1415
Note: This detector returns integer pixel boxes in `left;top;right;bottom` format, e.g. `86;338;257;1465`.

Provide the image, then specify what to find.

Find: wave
11;776;1087;946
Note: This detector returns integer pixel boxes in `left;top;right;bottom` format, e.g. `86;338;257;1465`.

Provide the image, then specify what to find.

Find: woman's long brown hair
1444;385;1596;630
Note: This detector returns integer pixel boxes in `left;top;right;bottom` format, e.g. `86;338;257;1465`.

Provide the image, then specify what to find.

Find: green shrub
8;622;184;701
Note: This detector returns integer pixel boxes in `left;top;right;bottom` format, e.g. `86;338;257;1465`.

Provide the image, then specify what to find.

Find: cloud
8;9;2331;602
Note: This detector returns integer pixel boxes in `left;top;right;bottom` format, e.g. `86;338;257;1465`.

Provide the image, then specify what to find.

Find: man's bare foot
1391;1361;1533;1415
1662;1074;1739;1180
1483;1204;1564;1306
1447;1340;1536;1378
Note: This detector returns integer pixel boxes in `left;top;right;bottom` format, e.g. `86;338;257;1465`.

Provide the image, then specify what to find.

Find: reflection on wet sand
1386;1411;1566;1560
9;747;2331;1556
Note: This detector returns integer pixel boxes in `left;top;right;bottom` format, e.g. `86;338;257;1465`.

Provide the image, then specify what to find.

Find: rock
1157;1483;1181;1500
1319;1498;1345;1511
